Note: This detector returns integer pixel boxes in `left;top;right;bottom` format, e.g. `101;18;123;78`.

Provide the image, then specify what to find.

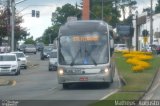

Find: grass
90;52;160;106
115;52;159;92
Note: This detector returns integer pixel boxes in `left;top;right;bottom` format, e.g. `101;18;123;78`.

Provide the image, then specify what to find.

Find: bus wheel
63;83;69;89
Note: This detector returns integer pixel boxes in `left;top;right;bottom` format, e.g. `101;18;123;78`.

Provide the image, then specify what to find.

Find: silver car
11;52;28;69
48;49;57;71
24;44;37;54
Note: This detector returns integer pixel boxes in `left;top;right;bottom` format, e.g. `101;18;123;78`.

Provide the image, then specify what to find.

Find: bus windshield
59;32;109;65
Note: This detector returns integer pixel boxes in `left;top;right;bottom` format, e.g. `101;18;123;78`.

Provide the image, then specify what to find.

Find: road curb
139;68;160;100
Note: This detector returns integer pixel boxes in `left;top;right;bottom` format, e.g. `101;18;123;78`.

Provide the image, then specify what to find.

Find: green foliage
24;36;35;44
155;0;160;13
41;24;60;44
41;3;81;44
117;0;137;20
52;3;81;25
0;7;29;45
90;0;121;27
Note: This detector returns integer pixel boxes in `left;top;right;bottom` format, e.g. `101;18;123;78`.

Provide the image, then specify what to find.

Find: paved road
0;52;121;106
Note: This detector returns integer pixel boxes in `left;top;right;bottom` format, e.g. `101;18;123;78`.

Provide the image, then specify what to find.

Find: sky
15;0;158;40
16;0;81;40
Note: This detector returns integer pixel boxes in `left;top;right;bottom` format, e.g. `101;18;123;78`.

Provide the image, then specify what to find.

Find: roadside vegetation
90;51;160;106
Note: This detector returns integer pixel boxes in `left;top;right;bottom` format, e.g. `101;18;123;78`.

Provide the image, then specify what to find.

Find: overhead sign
137;16;146;26
116;24;134;37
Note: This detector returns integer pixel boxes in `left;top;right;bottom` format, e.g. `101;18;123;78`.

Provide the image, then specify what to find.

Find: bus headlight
58;68;64;75
104;68;109;74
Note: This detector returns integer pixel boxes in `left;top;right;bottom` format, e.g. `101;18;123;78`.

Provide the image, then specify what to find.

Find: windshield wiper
85;49;97;66
70;48;81;66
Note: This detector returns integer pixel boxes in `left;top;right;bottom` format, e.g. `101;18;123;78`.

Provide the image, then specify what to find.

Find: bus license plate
80;77;88;81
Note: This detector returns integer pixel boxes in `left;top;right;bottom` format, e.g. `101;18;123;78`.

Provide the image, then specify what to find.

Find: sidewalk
0;78;10;86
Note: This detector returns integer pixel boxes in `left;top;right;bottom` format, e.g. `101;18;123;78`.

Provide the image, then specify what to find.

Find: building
132;12;160;50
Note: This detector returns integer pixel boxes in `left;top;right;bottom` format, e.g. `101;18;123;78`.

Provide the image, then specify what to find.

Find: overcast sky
16;0;81;40
15;0;157;40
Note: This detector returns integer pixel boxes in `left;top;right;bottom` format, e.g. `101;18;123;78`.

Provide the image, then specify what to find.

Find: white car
114;44;128;51
0;53;20;75
11;52;28;69
24;44;37;54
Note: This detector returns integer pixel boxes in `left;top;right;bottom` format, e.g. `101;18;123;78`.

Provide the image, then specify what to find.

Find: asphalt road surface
0;52;121;106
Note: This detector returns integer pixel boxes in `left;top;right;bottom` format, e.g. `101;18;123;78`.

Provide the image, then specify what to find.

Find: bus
57;20;115;89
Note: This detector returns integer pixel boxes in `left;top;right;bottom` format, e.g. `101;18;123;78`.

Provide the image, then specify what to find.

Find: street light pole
10;0;27;51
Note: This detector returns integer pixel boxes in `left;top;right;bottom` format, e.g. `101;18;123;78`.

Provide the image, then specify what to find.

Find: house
132;12;160;51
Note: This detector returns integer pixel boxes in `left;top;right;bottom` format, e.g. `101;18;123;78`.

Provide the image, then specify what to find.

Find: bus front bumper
58;74;112;84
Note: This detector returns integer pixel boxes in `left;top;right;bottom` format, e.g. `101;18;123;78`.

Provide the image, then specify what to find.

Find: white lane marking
100;68;121;100
48;86;59;91
100;89;119;100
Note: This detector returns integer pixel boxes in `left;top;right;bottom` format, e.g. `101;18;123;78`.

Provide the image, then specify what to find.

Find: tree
41;24;60;44
0;7;29;46
116;0;137;20
24;36;35;44
41;3;82;44
155;0;160;13
52;3;81;25
90;0;121;27
0;8;8;45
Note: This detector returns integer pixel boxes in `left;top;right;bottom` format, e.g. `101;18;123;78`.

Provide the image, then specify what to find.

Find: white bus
57;20;115;89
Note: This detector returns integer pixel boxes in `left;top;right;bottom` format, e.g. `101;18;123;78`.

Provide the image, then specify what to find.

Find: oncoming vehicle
57;20;115;89
0;53;20;75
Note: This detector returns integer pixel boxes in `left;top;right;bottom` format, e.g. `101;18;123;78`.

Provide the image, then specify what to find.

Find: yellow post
143;37;148;45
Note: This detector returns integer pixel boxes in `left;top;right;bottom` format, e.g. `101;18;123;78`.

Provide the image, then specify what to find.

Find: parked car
141;44;157;52
114;44;128;51
24;44;37;54
40;46;53;60
156;45;160;54
11;51;28;69
0;53;20;75
48;49;57;71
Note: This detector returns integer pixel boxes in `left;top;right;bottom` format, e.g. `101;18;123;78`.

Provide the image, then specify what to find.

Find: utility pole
11;0;15;52
150;0;153;45
129;0;131;16
101;0;104;20
6;0;10;46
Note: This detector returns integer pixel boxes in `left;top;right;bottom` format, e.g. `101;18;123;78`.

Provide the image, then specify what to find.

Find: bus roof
59;20;111;36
